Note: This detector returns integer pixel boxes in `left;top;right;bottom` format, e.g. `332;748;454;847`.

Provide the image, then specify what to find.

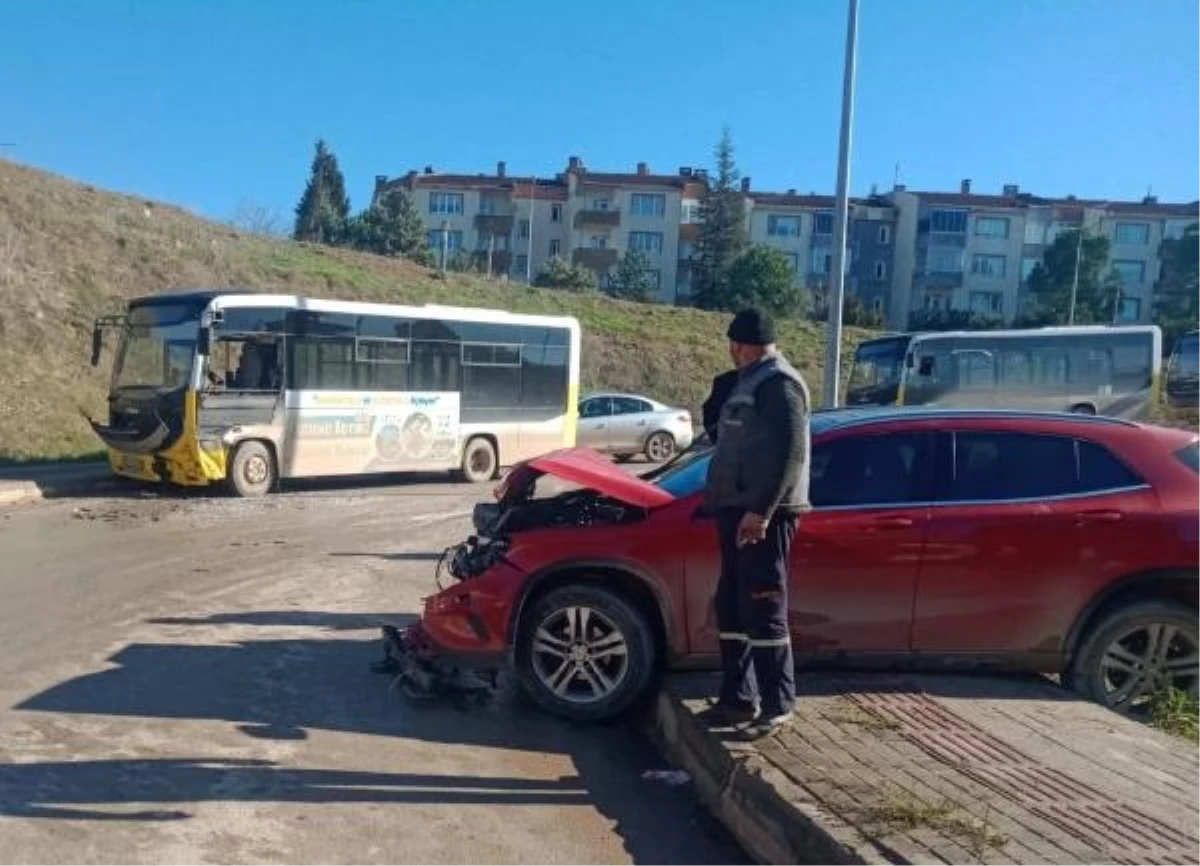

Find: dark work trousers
714;507;798;717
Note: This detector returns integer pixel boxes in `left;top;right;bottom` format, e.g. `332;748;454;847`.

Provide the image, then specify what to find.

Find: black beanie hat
726;308;777;345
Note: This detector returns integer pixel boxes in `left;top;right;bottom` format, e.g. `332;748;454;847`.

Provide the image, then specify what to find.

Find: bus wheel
1069;403;1097;415
229;441;276;497
459;437;498;483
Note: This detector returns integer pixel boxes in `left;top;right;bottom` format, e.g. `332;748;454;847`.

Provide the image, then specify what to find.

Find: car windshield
652;447;713;497
113;303;201;391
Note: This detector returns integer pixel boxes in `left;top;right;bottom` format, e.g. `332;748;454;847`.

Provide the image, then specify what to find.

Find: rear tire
458;437;498;483
514;584;657;722
644;431;676;463
228;440;276;498
1068;599;1199;720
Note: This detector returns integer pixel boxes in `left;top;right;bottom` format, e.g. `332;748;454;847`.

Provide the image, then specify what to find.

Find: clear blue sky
3;0;1197;225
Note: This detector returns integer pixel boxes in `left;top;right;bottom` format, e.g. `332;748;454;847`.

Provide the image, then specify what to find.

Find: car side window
580;398;611;418
950;432;1076;501
810;434;923;508
1077;440;1143;492
611;397;646;415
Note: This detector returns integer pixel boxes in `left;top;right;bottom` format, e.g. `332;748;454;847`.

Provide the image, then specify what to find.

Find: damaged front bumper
374;621;500;707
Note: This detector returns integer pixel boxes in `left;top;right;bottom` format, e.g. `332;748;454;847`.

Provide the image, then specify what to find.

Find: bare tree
229;200;285;237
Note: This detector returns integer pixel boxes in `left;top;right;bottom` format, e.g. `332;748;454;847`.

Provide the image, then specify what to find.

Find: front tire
515;584;657;722
1068;599;1199;720
228;440;276;498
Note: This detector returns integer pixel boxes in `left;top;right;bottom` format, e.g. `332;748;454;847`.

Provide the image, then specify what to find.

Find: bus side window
917;356;936;377
1000;351;1032;388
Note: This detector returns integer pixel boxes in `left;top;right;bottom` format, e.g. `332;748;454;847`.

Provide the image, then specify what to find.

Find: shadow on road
328;551;445;563
0;758;589;820
8;611;743;863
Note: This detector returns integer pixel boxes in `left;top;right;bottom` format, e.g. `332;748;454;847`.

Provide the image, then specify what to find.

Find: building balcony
574;209;622;228
474;213;514;235
472;249;513;273
918;271;964;290
572;248;619;270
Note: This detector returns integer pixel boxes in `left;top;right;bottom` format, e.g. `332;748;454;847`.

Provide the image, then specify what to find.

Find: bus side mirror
198;327;212;356
91;326;103;367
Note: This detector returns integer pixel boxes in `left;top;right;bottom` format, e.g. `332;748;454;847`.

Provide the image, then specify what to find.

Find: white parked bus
89;291;581;495
845;325;1163;418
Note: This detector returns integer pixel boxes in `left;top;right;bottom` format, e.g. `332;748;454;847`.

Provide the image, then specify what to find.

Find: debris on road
642;769;691;786
373;623;498;710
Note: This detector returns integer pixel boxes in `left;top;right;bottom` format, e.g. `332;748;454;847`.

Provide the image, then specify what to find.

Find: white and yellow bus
89;291;581;495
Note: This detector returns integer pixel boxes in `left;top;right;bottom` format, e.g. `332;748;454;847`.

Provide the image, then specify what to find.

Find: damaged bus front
89;292;235;490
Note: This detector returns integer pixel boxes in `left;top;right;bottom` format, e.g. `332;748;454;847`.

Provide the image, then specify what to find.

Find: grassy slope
0;158;872;461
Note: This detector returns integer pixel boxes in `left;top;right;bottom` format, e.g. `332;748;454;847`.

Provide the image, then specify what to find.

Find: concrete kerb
0;462;118;507
642;679;893;866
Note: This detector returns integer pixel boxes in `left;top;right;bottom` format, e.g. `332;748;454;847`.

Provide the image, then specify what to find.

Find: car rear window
1175;441;1199;473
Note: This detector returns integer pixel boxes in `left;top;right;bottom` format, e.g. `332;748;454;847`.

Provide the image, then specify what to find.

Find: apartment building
374;158;705;304
374;159;1196;326
886;180;1198;329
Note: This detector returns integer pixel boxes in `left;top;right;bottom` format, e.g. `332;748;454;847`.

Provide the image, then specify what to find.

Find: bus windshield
846;337;909;404
113;303;200;391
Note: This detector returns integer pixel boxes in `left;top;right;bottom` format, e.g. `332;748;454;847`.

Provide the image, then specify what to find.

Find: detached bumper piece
372;624;498;709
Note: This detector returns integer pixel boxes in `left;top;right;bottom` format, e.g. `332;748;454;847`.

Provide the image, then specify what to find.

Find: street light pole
1068;226;1084;326
821;0;859;409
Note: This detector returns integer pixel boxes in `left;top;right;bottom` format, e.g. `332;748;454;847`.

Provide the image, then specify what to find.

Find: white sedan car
576;393;695;463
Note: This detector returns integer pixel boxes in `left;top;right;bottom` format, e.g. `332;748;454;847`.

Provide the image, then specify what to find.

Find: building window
929;208;968;233
1020;256;1039;284
813;212;833;235
874;261;887;281
878;225;891;244
1164;220;1191;241
589;235;608;249
590;197;611;211
682;202;702;224
969;291;1003;315
926;247;963;274
628;231;663;254
550;204;562;222
427;229;463;250
1112;259;1146;285
767;215;801;237
811;248;832;275
785;253;800;274
645;269;662;290
975;216;1010;238
518;219;530;239
970;254;1007;279
549;239;561;257
429;192;464;215
1024;221;1046;245
630;193;665;217
1117;297;1142;321
515;254;529;276
1115;222;1150;245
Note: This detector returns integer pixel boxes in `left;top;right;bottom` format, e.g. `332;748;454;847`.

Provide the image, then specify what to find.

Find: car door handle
870;516;914;529
1074;509;1123;524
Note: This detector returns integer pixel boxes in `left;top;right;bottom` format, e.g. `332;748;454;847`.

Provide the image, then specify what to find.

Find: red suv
410;408;1199;723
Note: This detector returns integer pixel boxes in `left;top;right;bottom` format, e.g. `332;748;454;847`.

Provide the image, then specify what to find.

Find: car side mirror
198;327;212;357
90;326;102;367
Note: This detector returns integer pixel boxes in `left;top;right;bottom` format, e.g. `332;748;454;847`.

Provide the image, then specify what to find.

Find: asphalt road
0;476;745;864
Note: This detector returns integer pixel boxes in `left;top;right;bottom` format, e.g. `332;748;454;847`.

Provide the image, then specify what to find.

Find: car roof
809;405;1143;435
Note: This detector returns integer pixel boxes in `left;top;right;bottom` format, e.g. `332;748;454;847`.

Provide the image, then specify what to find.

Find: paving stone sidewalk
649;671;1199;865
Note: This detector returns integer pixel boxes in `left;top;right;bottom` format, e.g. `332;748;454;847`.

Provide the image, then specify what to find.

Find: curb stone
642;684;894;866
0;463;121;507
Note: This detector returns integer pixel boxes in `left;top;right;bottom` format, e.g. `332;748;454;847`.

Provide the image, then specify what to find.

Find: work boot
696;699;759;727
739;709;792;741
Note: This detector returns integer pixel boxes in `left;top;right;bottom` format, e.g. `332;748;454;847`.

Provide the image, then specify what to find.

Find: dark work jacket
702;369;739;443
704;354;811;514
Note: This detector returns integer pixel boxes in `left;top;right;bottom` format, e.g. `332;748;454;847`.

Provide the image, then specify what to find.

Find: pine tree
608;248;657;302
293;139;351;243
533;256;597;291
692;127;749;309
345;187;433;265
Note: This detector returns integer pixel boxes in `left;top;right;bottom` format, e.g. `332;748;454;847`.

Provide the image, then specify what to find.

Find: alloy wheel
1099;622;1199;717
530;605;630;704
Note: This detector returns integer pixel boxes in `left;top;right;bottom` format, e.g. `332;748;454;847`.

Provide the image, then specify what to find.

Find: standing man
702;308;811;738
